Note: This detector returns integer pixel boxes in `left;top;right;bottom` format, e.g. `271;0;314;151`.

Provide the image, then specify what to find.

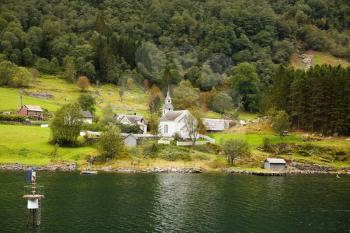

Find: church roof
160;110;186;122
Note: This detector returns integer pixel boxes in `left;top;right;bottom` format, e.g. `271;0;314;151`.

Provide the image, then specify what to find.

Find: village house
158;88;198;139
81;110;93;124
19;105;44;120
202;118;231;132
115;114;148;134
264;158;286;171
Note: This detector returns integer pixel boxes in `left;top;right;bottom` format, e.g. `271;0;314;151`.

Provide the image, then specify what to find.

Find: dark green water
1;172;350;233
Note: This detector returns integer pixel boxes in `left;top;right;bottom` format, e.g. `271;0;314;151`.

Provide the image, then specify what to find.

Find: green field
0;75;150;116
291;50;350;69
0;124;96;165
210;130;350;169
210;131;303;147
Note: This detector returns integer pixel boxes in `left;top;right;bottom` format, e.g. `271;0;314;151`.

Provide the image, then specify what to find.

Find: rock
0;162;76;172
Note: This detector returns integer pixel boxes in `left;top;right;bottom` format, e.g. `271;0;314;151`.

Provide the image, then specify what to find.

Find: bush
223;139;251;165
98;125;126;161
159;146;191;161
119;123;142;134
0;114;26;122
0;60;17;86
81;122;105;131
8;67;32;87
262;137;274;153
143;143;162;158
194;143;222;154
50;103;83;146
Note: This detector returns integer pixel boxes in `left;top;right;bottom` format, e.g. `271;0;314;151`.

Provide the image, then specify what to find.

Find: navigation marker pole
23;169;44;228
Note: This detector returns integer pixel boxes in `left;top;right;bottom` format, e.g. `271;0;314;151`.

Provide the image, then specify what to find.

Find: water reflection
0;172;350;233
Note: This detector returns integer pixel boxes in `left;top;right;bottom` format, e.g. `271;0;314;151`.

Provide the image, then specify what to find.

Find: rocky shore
99;166;202;173
226;162;350;176
0;163;202;173
1;162;349;175
0;163;77;172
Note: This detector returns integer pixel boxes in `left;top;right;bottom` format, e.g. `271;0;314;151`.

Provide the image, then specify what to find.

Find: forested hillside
1;0;349;86
1;0;350;134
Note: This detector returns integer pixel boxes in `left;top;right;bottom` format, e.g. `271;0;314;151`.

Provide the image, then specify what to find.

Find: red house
19;105;44;120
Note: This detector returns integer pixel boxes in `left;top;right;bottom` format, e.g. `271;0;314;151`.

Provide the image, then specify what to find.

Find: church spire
163;86;174;115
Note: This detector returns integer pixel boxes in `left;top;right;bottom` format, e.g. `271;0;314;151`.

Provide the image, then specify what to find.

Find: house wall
159;112;198;139
19;106;28;116
83;118;93;124
264;162;286;171
124;136;137;147
159;121;177;138
27;110;43;120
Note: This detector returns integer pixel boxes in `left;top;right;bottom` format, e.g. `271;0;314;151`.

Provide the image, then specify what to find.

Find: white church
158;88;198;139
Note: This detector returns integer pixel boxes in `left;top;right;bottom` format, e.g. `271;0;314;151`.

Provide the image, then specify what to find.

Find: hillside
0;75;149;115
290;50;350;70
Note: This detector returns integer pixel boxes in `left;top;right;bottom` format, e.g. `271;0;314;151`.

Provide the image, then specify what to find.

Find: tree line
269;65;350;135
1;0;349;88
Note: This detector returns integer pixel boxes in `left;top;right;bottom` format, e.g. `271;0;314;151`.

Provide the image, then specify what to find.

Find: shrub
262;137;274;153
119;123;142;134
159;146;191;161
143;143;162;158
0;114;26;122
98;125;126;161
77;75;90;91
223;139;251;165
81;122;105;131
0;60;17;86
50;103;83;146
194;143;222;154
8;67;32;87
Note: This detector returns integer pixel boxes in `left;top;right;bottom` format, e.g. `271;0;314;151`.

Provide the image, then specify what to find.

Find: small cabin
123;134;138;147
19;105;44;120
202;118;231;131
264;158;286;171
81;110;93;124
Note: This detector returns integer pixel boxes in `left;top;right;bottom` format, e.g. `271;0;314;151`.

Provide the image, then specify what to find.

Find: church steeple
163;87;174;115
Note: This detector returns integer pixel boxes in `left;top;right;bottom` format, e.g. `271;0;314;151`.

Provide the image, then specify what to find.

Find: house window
164;125;168;134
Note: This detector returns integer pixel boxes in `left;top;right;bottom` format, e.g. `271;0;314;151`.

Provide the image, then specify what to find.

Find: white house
158;88;198;139
115;114;148;134
81;110;93;124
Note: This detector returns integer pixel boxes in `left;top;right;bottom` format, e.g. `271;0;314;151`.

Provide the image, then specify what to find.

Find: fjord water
1;172;350;233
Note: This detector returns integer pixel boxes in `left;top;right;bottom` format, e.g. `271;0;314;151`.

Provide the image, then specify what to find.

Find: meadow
0;124;97;165
291;50;350;69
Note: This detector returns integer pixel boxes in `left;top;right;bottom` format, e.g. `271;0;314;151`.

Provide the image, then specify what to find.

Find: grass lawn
209;131;303;148
290;50;350;70
0;75;150;116
0;124;97;165
209;130;350;169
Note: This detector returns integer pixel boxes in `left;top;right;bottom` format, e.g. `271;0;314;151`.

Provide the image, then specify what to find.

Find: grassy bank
1;123;349;172
0;124;97;166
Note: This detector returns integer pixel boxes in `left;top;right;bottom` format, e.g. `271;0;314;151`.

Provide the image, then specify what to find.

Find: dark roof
160;110;185;121
116;114;144;124
81;110;93;118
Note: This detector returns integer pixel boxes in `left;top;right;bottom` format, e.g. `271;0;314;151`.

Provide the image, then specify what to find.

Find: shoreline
1;163;349;175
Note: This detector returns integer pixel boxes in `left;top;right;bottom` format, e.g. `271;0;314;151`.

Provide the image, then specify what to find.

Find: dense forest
1;0;350;134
